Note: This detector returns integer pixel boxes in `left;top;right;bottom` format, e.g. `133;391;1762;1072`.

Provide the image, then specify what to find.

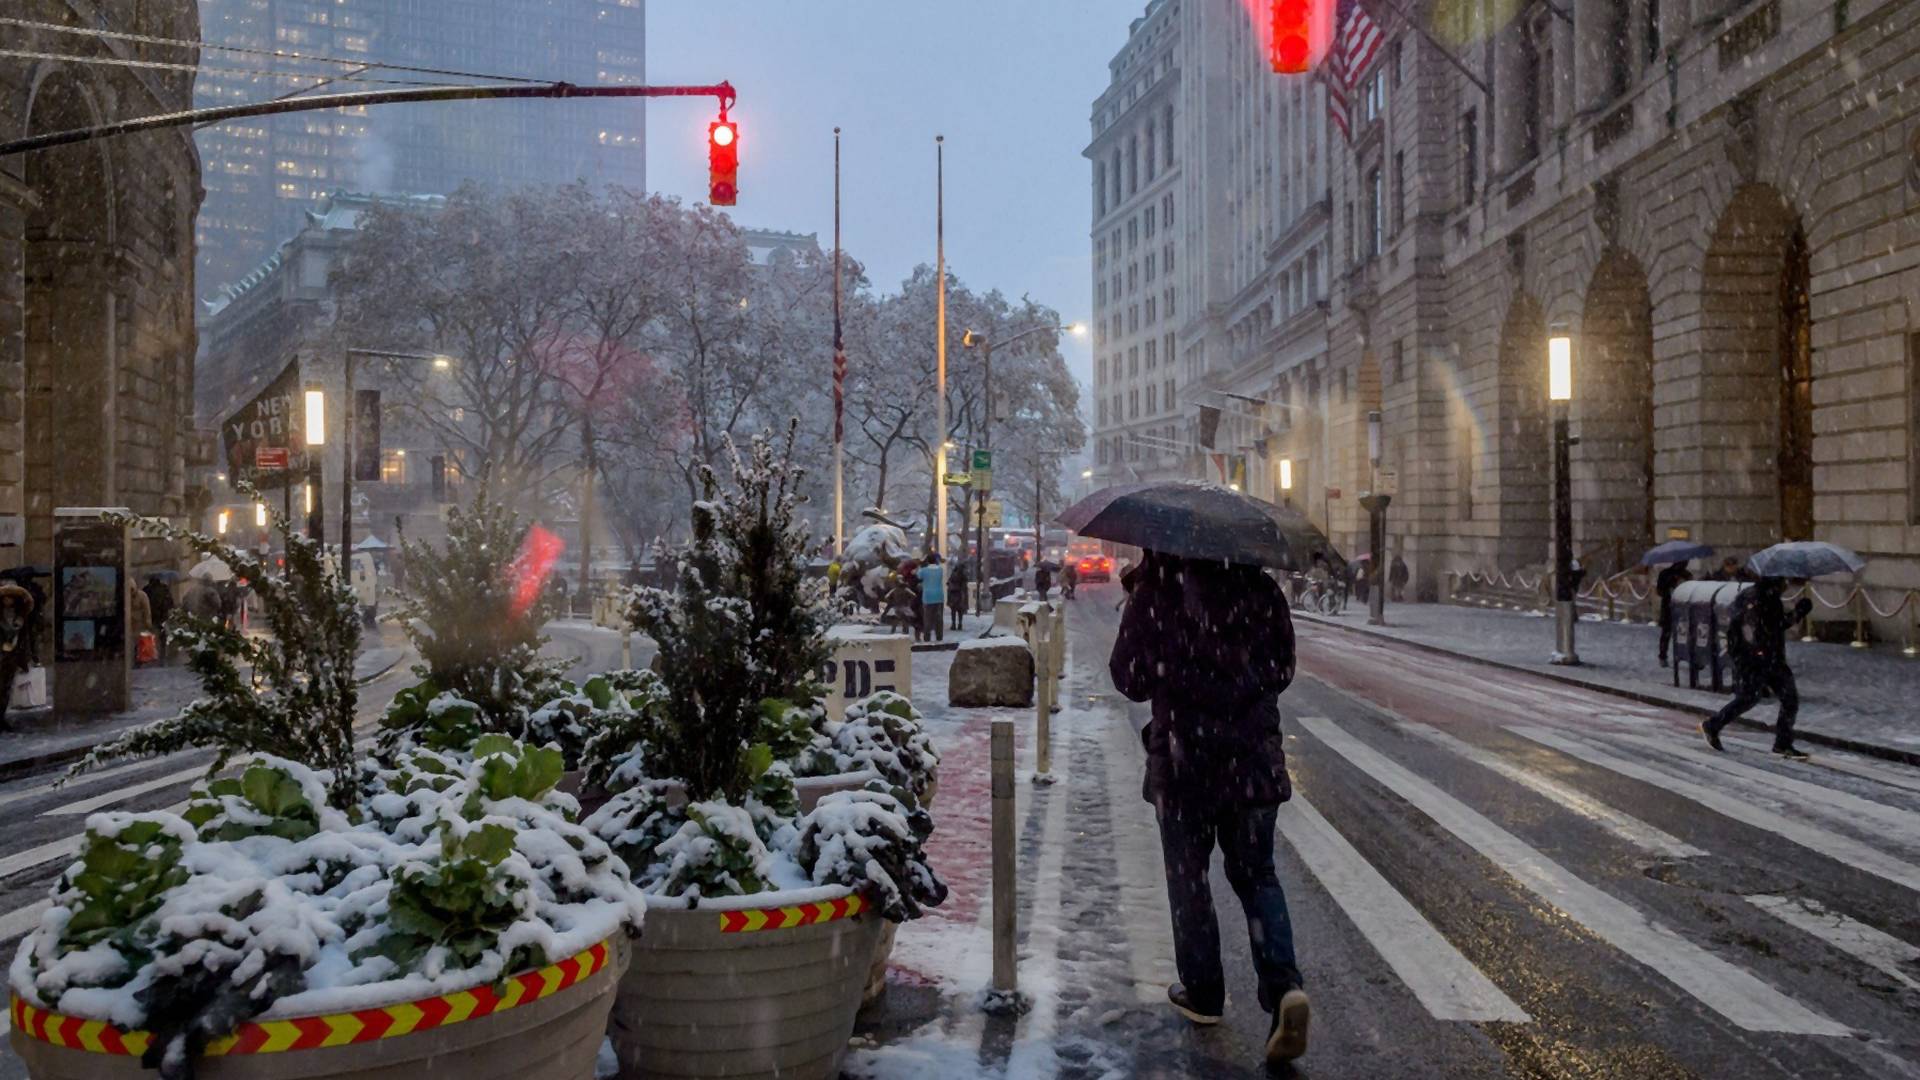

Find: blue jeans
1155;800;1302;1012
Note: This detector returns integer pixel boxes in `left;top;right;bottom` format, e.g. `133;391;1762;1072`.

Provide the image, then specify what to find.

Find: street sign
254;447;290;470
946;472;972;487
973;468;993;491
1378;470;1400;497
972;449;993;471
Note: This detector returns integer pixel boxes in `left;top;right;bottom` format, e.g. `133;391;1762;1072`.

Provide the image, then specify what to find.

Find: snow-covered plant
583;781;688;886
395;488;567;730
528;672;663;773
182;761;325;843
376;680;487;756
53;815;191;956
648;802;775;903
360;818;538;976
77;504;362;809
821;691;940;800
578;671;670;793
796;781;948;923
758;698;835;776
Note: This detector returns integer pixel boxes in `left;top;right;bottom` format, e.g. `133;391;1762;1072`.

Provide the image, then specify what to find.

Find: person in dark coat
1654;561;1693;665
1388;554;1410;603
1701;576;1812;759
947;561;970;631
0;583;35;725
1034;561;1053;601
1109;550;1310;1064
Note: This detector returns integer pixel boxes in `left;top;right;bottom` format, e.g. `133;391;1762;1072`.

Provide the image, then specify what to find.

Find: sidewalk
0;637;409;779
1295;602;1920;764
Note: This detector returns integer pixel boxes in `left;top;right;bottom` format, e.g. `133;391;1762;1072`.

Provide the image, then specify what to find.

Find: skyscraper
194;0;646;295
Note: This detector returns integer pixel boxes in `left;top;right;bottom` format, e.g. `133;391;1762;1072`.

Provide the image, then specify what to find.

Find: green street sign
945;472;972;487
972;449;993;471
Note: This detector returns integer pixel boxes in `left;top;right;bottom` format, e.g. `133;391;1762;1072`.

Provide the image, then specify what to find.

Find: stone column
1492;19;1532;174
1573;0;1616;115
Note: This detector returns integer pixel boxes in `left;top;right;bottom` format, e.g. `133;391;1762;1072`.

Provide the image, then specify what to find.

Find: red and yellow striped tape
11;940;611;1057
717;893;866;933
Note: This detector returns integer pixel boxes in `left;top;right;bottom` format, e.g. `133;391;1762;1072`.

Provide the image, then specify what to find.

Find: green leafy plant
57;817;190;953
650;803;774;902
757;698;834;774
796;781;948;923
465;735;566;809
378;679;488;755
825;690;941;800
183;763;323;843
77;502;363;809
363;819;541;974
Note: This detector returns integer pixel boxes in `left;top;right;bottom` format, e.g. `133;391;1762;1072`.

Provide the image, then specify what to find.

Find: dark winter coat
1034;565;1053;593
1726;581;1811;676
1109;552;1296;810
1655;564;1692;617
947;565;970;609
143;580;175;631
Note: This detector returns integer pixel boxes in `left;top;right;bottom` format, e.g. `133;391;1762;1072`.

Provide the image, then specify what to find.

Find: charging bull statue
836;509;921;610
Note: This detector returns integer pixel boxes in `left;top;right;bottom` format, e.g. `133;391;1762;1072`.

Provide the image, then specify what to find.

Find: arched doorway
1579;250;1656;566
21;70;117;569
1495;292;1550;568
1698;184;1813;548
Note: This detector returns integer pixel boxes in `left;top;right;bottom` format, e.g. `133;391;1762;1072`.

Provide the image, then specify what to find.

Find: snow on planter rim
9;937;618;1057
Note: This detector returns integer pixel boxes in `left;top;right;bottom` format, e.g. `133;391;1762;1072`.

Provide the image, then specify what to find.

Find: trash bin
1672;580;1749;692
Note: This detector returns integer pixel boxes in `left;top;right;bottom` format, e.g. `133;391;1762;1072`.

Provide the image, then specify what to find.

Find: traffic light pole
1;81;738;157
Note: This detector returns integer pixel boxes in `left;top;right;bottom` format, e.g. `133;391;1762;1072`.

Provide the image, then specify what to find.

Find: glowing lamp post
1548;332;1580;665
304;386;326;541
1361;410;1389;626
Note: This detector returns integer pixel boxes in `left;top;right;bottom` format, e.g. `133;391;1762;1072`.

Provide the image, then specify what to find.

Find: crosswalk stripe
1510;726;1920;894
1745;895;1920;992
1300;716;1850;1036
1279;795;1530;1023
1394;720;1706;860
1601;731;1920;844
0;899;52;942
42;762;211;817
0;836;80;882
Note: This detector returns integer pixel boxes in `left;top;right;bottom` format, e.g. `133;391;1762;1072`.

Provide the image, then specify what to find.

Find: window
1145;253;1156;282
1146;383;1158;413
1647;0;1662;64
1129;388;1139;419
1146;339;1157;369
1366;167;1384;257
1389;38;1404;90
1097;356;1107;383
1129;266;1139;293
1129;346;1140;376
1164;242;1175;272
381;449;408;485
1393;151;1407;234
1128;135;1139;195
1145;206;1156;238
1128;218;1139;250
1391;339;1406;384
1097;281;1108;306
1146;123;1157;183
1165;288;1176;319
1145;298;1157;325
1163;192;1174;227
1098;398;1108;426
1164;377;1176;411
1164;333;1175;369
1163;105;1174;167
1096;236;1107;271
1096;162;1107;218
1096;323;1107;347
1461;108;1479;203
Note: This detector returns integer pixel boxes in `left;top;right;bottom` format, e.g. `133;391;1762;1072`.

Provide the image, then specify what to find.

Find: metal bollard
620;628;632;670
990;718;1017;997
1852;591;1869;650
1033;612;1054;778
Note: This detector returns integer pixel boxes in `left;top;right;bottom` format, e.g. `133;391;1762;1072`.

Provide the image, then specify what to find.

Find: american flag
1325;0;1386;143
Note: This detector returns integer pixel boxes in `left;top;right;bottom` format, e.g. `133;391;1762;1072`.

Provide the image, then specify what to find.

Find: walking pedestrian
129;581;154;667
918;554;946;643
1353;561;1371;605
1700;576;1812;759
1655;560;1693;665
1062;559;1080;600
0;583;34;726
1388;554;1410;603
143;575;175;665
1034;561;1053;601
947;561;970;631
1109;551;1310;1065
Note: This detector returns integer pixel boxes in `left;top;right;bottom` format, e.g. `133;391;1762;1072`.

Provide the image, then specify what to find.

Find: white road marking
1600;730;1920;845
1393;719;1706;860
1746;895;1920;993
0;899;52;942
1511;726;1920;894
0;759;147;812
42;762;211;817
0;836;80;882
1278;794;1530;1023
1702;733;1920;797
1301;716;1849;1036
1098;710;1179;1004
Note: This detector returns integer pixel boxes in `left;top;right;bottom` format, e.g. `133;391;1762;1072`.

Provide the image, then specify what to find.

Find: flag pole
833;127;846;556
934;134;948;563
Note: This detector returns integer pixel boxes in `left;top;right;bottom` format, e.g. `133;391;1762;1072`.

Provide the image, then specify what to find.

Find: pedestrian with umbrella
1642;540;1712;666
1699;542;1861;760
1064;480;1326;1066
1034;560;1053;601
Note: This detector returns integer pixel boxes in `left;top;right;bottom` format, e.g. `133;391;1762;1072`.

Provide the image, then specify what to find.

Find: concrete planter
859;776;937;1006
792;769;879;812
612;888;881;1080
10;936;628;1080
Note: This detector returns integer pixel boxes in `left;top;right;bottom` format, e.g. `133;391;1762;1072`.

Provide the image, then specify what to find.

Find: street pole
934;135;948;564
1548;331;1579;665
340;352;355;568
976;338;992;614
989;718;1017;1000
578;413;595;613
832;127;846;556
1366;410;1386;626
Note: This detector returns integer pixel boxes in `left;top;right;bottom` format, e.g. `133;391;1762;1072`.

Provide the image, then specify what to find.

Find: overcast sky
645;3;1131;391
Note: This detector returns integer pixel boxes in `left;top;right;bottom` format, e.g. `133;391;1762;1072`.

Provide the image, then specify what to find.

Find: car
1076;554;1113;582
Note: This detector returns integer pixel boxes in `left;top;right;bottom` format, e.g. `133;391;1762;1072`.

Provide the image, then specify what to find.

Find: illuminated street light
1548;334;1573;402
1279;457;1293;492
216;510;230;535
304;388;326;446
433;355;453;371
255;502;267;528
1548;329;1579;665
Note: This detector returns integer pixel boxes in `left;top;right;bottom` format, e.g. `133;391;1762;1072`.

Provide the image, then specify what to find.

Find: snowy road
853;585;1920;1079
0;618;639;1080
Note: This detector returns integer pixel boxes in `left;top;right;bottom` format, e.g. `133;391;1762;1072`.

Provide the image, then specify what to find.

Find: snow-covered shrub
78;504;363;809
396;488;568;730
795;782;948;923
648;802;776;904
358;818;537;975
182;759;329;843
582;781;688;887
822;691;940;800
376;680;487;756
759;698;836;777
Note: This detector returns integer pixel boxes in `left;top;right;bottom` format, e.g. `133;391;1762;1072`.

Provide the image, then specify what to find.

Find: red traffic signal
708;118;739;206
1269;0;1332;74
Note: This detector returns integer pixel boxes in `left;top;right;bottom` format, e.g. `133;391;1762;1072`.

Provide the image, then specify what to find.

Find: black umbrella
0;565;51;580
1054;481;1340;571
1639;540;1714;567
1746;541;1864;580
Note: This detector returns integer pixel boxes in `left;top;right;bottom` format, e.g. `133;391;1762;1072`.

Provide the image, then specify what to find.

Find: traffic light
1269;0;1332;74
708;117;739;206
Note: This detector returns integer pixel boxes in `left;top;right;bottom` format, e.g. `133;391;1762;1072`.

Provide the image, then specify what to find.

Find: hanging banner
353;390;382;482
1197;405;1222;449
221;361;304;491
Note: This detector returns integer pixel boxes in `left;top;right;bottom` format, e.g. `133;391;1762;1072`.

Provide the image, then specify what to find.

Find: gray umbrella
1053;481;1340;571
1745;541;1865;579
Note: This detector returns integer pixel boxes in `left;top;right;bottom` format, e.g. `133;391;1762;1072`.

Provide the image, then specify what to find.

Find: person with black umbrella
1655;560;1693;666
1109;550;1310;1065
1700;575;1812;760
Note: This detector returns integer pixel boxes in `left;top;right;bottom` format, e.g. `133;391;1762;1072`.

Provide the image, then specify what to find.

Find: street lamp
216;509;230;536
1279;457;1294;501
341;348;455;561
1361;410;1389;626
1548;331;1580;665
304;384;327;541
959;320;1084;614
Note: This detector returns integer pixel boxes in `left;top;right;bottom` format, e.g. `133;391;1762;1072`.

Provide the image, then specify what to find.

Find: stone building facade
1091;0;1920;631
1;1;205;573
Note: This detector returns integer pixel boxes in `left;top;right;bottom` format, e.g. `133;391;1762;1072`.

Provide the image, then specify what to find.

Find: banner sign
353;390;382;482
222;361;303;491
820;634;911;720
1197;405;1222;449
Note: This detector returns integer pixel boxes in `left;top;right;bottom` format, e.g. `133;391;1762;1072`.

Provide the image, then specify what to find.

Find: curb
0;649;412;782
1297;614;1920;769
